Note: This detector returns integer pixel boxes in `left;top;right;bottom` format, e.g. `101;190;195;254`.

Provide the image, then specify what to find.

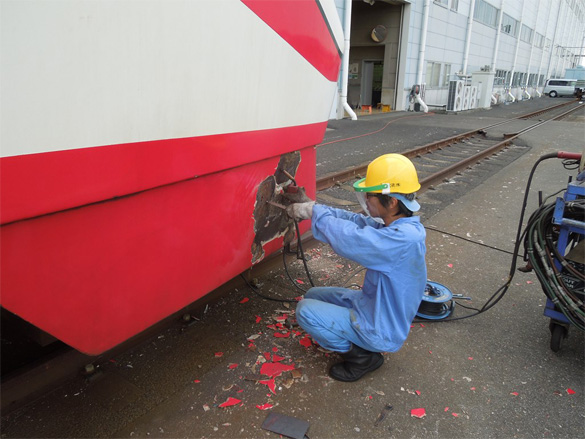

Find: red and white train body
1;0;343;355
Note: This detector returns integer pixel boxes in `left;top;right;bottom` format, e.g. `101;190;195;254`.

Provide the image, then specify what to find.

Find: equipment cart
524;152;584;352
546;179;585;351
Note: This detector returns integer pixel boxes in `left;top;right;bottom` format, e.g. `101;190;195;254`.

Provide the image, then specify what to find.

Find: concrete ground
1;98;583;439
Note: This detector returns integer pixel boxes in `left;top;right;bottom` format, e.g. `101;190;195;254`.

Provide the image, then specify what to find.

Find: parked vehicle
543;78;577;97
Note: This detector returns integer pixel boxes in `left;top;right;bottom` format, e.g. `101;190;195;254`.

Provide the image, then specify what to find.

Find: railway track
316;99;582;194
2;98;582;415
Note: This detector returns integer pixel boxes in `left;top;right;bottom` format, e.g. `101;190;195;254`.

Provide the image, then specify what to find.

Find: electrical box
471;71;496;109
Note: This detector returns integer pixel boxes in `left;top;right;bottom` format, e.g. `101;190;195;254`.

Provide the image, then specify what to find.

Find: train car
1;0;343;355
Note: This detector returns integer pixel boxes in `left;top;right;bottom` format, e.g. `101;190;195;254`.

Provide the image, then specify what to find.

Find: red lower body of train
1;0;343;355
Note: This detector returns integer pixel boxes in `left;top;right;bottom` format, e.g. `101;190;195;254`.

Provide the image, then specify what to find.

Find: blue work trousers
296;287;379;353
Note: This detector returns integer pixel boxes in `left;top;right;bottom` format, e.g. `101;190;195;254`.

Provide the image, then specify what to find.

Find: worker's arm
311;205;420;271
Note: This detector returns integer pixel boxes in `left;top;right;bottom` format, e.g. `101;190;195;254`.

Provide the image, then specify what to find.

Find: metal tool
266;200;288;210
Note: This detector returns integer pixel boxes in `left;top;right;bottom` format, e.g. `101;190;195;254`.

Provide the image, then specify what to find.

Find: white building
334;0;585;116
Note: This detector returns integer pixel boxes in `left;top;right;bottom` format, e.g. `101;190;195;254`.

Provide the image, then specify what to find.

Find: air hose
282;219;315;293
417;151;583;322
524;198;584;331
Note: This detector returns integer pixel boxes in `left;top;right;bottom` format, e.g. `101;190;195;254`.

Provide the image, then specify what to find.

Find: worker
286;154;427;382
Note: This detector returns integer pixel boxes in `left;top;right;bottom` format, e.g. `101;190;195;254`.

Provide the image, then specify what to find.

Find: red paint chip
260;362;295;378
259;378;276;394
218;397;241;408
239;297;249;304
567;388;576;395
410;408;426;418
256;403;273;410
299;335;312;347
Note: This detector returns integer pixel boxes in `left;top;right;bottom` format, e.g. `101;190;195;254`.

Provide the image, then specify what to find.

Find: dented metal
251;152;305;264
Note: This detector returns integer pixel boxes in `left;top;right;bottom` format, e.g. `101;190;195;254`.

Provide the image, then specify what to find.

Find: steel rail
317;100;582;192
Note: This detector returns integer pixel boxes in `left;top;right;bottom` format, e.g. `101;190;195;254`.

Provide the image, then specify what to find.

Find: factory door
361;60;383;107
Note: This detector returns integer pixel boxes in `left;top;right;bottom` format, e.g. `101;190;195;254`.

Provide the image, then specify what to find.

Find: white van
543;79;577;97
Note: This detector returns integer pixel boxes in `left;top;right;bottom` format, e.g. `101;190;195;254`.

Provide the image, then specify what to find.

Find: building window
501;13;518;37
534;33;544;48
513;72;527;87
435;0;458;11
545;38;551;52
443;64;452;86
520;24;533;43
495;69;508;86
474;0;499;27
426;61;441;87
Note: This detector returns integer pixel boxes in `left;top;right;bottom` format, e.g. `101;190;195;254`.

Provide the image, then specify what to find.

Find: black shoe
329;344;384;382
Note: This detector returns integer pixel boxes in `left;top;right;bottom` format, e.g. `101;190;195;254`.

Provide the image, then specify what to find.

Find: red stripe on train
1;122;326;224
242;0;341;81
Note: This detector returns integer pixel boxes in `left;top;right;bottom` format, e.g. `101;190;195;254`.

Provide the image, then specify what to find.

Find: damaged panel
251;152;305;264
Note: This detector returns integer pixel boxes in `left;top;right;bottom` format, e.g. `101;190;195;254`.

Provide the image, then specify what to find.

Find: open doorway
361;60;384;107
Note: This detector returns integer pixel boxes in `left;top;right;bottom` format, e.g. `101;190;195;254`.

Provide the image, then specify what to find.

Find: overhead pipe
462;0;477;75
416;0;431;86
563;5;579;72
546;1;563;79
414;0;431;113
524;0;541;92
535;0;553;95
554;1;568;77
508;0;525;96
339;0;357;120
559;1;574;75
490;0;505;71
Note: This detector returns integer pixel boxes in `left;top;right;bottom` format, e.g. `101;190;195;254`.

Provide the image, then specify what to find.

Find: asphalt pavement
1;97;583;439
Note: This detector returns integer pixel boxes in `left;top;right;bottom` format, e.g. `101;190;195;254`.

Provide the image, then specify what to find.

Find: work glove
286;201;315;221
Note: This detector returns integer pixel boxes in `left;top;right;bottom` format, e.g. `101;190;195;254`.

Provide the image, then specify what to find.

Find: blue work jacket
311;204;427;352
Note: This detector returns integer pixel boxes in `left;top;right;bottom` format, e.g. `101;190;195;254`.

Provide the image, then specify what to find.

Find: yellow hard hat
353;154;421;194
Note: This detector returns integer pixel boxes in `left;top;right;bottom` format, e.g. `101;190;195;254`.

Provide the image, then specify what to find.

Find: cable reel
417;281;455;320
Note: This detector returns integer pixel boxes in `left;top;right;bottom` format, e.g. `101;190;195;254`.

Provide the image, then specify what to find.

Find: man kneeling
286;154;427;382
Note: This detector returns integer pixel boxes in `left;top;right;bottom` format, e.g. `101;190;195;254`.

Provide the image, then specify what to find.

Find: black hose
419;152;563;323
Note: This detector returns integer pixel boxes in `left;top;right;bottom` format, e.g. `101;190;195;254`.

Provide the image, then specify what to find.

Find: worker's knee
295;298;311;326
295;298;321;329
